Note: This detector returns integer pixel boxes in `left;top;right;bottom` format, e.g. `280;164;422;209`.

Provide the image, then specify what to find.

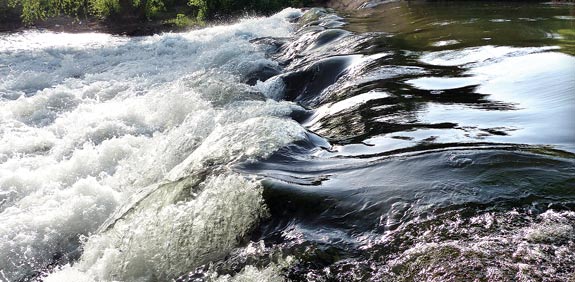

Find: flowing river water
0;1;574;281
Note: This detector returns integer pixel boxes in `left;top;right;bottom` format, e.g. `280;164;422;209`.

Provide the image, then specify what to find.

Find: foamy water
0;9;305;281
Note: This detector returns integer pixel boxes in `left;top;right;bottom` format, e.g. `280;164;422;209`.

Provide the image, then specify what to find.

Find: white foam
213;265;286;282
167;116;306;181
0;8;305;281
55;173;268;281
377;210;575;282
0;178;120;282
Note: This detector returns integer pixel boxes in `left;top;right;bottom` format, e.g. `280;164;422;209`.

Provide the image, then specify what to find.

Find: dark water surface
216;2;575;281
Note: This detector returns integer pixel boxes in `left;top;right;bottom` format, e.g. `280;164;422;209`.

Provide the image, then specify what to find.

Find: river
0;1;574;281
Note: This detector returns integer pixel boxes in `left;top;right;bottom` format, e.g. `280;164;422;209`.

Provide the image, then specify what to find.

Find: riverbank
2;0;572;35
0;8;199;35
0;0;377;35
0;15;192;36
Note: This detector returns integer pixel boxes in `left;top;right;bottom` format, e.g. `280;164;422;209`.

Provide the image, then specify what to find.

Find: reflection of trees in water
345;1;575;54
310;64;518;144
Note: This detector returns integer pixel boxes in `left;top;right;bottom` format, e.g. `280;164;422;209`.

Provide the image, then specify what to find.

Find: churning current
1;2;574;282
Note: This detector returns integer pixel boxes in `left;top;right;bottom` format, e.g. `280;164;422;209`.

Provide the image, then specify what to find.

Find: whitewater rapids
0;9;304;281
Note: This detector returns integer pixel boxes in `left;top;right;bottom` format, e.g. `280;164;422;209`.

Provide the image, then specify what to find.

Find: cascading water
1;2;574;282
0;9;310;281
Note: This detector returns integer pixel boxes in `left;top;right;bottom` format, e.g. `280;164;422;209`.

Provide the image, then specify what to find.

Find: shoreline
0;15;195;36
0;0;366;35
1;1;569;35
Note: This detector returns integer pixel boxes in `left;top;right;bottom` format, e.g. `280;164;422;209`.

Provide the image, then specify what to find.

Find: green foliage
147;0;163;18
6;0;311;25
19;0;43;24
7;0;91;23
91;0;121;18
187;0;207;20
90;0;168;19
164;12;197;27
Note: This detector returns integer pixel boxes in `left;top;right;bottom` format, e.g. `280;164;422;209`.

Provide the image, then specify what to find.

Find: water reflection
296;9;575;154
225;3;575;281
344;1;575;55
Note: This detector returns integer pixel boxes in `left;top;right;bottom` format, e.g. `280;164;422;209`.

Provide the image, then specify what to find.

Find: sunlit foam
0;8;305;281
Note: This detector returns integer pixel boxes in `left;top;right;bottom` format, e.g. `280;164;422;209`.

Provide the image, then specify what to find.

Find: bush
164;12;197;27
5;0;90;24
91;0;122;18
5;0;312;25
